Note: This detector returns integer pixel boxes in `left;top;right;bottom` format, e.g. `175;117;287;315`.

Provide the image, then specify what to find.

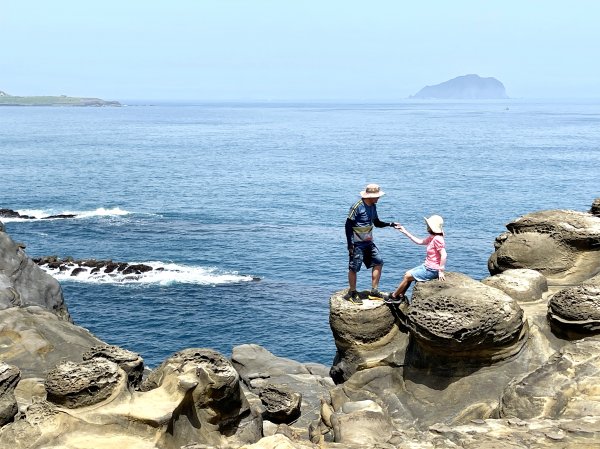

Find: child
387;215;447;304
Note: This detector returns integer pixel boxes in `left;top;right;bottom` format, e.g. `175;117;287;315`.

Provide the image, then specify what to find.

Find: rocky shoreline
0;200;599;448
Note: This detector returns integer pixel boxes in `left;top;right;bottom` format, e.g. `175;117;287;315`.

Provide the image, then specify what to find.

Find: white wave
39;261;257;286
1;207;131;223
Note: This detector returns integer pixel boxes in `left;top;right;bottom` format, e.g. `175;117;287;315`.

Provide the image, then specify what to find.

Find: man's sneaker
368;288;385;300
384;293;406;304
343;290;363;305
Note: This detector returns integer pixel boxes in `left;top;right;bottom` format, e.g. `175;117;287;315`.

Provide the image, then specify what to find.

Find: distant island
410;74;508;99
0;90;121;107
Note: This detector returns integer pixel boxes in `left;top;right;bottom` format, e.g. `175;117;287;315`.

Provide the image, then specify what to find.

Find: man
344;183;396;304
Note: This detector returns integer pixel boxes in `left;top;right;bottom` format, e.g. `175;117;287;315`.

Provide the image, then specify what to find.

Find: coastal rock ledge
1;199;600;448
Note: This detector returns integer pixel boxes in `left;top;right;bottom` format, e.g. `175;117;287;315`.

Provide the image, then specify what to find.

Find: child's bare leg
393;272;415;297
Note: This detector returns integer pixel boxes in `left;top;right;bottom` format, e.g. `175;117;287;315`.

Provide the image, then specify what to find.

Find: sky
2;1;599;101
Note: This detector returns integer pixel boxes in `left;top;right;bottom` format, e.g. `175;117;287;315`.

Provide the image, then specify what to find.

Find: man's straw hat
360;184;385;199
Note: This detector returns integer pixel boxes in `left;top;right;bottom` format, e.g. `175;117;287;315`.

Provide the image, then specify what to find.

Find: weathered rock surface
232;344;334;441
407;272;528;371
0;306;104;379
0;363;20;426
329;290;409;383
82;345;144;389
500;338;600;420
482;268;548;301
45;358;123;408
142;348;262;447
547;273;600;337
488;205;600;285
0;230;70;320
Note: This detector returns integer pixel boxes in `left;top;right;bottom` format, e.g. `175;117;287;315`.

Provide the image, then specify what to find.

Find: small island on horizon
0;90;121;107
411;74;509;99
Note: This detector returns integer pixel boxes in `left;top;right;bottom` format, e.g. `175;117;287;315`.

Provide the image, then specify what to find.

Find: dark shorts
348;243;383;273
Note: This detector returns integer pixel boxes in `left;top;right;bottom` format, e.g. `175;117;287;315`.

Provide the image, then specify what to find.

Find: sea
1;100;599;368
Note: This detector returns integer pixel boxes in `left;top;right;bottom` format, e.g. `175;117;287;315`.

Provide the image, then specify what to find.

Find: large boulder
406;272;528;372
482;268;548;302
45;358;123;408
488;205;600;285
547;273;600;337
144;348;262;448
0;230;69;320
329;291;409;383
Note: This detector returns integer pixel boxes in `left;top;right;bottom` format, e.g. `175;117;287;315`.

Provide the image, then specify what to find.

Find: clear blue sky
2;1;599;101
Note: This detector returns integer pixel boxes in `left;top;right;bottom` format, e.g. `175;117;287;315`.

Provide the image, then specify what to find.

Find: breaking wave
1;207;130;223
39;261;258;286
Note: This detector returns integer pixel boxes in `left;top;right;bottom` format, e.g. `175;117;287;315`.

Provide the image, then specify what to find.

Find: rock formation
410;74;509;99
2;199;600;448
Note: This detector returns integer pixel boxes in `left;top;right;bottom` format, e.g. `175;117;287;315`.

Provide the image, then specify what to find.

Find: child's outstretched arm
394;225;425;245
438;248;447;281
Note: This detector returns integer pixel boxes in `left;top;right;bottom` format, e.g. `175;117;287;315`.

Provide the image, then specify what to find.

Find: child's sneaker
343;290;363;305
384;293;406;304
368;288;385;300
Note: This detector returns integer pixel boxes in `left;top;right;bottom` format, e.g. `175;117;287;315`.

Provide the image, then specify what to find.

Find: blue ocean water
1;100;599;367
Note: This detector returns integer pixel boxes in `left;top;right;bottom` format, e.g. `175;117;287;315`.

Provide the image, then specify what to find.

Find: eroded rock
548;273;600;337
45;358;122;408
488;206;600;285
406;272;528;372
482;268;548;302
82;345;144;389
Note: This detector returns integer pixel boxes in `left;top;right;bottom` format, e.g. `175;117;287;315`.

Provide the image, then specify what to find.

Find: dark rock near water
592;198;600;216
410;74;508;99
33;256;154;278
0;209;76;220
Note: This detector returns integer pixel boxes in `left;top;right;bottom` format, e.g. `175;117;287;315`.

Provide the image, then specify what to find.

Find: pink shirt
423;235;445;270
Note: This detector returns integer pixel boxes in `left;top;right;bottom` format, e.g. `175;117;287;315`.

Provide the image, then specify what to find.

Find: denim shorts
348;243;383;273
409;263;439;282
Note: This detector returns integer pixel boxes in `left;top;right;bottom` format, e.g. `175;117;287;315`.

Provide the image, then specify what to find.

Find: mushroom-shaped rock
500;339;600;419
45;358;123;408
482;268;548;302
548;273;600;337
144;348;261;447
329;290;409;383
488;208;600;285
258;384;302;424
406;273;527;371
82;345;144;389
0;363;20;426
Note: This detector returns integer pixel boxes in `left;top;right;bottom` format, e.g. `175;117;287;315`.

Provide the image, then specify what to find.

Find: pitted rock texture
82;345;144;389
500;339;600;420
0;363;20;426
488;206;600;284
482;269;548;302
258;384;302;424
0;230;69;320
548;274;600;335
45;358;122;408
406;272;527;368
329;290;409;383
